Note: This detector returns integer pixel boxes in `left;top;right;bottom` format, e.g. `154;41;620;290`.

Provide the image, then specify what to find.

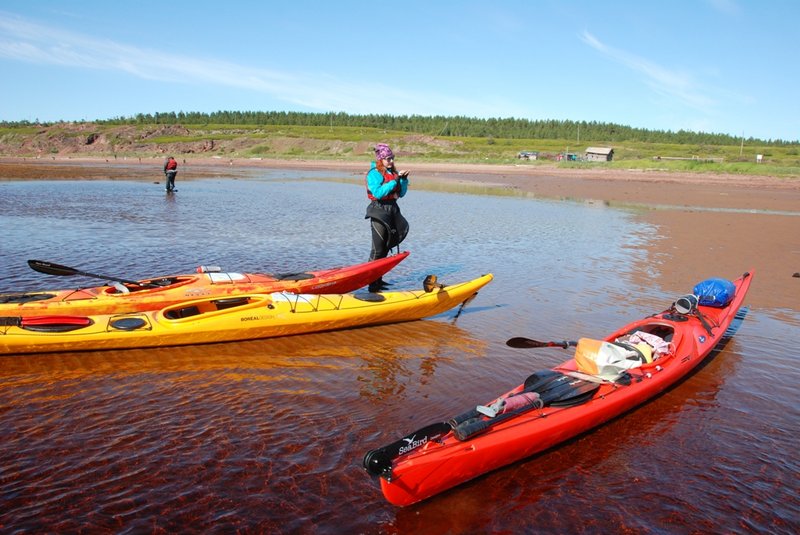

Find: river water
0;173;797;533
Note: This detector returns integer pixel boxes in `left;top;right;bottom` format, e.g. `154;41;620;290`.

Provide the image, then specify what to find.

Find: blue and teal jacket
366;161;408;202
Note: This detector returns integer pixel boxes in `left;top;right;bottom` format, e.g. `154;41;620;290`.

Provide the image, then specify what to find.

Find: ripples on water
0;175;797;533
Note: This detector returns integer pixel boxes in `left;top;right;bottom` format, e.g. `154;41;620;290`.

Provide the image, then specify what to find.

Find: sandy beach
2;156;799;210
2;156;798;310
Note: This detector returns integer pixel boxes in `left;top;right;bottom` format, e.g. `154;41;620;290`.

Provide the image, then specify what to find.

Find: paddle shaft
28;260;158;288
506;337;577;349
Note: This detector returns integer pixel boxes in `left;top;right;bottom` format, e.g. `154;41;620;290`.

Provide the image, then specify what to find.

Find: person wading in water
364;143;409;292
163;156;178;193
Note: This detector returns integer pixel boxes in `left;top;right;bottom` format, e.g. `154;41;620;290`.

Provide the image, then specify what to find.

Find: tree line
5;111;796;146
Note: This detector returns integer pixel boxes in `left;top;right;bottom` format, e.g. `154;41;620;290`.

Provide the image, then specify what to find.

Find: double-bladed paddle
27;259;160;288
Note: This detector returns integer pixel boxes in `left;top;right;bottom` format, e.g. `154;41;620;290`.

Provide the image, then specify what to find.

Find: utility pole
740;131;744;157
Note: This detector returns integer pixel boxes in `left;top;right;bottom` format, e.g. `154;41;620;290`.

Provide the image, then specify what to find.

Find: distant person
163;156;178;193
364;143;409;292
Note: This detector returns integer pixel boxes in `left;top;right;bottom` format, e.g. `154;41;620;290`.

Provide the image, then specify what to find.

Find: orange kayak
363;270;753;506
0;252;408;317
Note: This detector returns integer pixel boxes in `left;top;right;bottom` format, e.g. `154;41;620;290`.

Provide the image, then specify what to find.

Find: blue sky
0;0;796;141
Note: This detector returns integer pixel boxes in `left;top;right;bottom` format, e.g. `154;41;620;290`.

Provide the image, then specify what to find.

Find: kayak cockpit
101;276;197;295
611;321;680;356
554;323;680;383
0;292;58;304
161;295;268;320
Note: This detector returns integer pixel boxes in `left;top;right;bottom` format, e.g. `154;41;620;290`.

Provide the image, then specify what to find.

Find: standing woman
365;143;410;292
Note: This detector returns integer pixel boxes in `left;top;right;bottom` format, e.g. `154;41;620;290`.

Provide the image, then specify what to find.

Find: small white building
584;147;614;162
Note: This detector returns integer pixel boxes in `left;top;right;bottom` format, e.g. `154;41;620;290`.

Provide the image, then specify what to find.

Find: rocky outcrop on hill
0;123;256;158
0;123;466;160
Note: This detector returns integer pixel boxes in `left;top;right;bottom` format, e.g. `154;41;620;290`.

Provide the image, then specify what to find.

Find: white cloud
0;11;496;117
580;30;716;111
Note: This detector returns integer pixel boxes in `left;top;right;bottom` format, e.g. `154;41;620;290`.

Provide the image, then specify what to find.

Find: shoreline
2;156;799;212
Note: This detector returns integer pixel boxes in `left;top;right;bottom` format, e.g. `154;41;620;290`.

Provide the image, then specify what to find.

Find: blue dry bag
693;278;735;308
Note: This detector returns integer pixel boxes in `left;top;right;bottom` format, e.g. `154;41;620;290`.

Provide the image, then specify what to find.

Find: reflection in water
0;319;484;403
1;177;798;533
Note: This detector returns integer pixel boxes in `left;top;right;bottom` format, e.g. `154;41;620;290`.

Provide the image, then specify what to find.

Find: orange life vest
366;168;399;201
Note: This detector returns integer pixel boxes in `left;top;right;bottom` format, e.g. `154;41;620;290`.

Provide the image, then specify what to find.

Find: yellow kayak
0;274;493;355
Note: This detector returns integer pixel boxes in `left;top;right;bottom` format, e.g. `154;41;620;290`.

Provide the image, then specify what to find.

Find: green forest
2;111;798;178
5;110;795;146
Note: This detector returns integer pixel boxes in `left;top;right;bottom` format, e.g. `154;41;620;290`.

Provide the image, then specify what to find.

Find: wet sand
2;156;798;211
2;157;798;310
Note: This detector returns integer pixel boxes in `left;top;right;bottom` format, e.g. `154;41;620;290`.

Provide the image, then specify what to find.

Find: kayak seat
212;297;250;310
164;305;201;319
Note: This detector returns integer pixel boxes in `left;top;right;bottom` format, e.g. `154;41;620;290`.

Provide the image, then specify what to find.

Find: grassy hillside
1;122;798;178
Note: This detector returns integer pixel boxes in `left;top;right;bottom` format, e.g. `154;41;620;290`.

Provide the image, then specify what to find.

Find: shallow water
0;175;797;533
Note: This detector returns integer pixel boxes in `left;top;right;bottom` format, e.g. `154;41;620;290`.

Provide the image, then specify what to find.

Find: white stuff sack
574;338;646;381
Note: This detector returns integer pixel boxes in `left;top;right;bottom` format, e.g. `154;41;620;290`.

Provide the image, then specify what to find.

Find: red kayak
0;252;409;317
363;270;753;506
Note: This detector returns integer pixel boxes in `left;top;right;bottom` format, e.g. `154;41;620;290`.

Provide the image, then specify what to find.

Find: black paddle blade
363;421;452;478
27;259;156;288
448;370;566;428
453;376;600;441
506;337;574;349
28;259;79;277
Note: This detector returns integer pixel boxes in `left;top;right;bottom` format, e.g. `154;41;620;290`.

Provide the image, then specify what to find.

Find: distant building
584;147;614;161
556;152;578;161
517;151;539;160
